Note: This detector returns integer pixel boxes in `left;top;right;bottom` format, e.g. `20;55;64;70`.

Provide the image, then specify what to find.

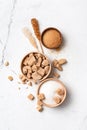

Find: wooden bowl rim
41;27;62;49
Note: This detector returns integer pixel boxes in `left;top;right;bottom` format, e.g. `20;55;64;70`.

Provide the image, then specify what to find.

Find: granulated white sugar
40;80;63;105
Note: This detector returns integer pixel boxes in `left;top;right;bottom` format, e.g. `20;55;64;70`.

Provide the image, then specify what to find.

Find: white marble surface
0;0;87;130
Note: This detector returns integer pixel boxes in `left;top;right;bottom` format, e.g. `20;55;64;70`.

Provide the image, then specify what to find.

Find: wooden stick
22;27;39;52
31;18;44;54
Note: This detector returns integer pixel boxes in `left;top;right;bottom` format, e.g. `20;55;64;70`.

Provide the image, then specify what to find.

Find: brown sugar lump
53;96;61;104
27;94;35;100
58;59;67;65
37;100;43;106
52;60;58;67
32;72;42;80
42;59;49;67
20;75;27;84
52;60;63;71
8;76;13;81
53;72;60;78
56;64;63;71
28;81;32;86
27;55;36;66
23;53;36;66
21;75;27;82
22;66;28;74
44;66;50;74
41;28;62;49
23;57;30;65
37;67;45;77
36;57;42;67
37;93;45;100
27;72;31;79
32;65;38;72
4;61;9;66
35;53;42;59
56;88;64;96
36;105;43;112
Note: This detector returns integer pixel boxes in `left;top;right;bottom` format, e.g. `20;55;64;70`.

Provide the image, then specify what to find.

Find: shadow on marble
79;116;87;130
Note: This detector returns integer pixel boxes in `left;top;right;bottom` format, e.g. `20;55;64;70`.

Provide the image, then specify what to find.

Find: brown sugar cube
52;60;58;67
29;53;33;57
33;80;38;84
36;105;43;112
25;66;32;72
27;72;31;79
36;57;42;67
56;88;64;95
44;66;50;74
4;61;9;66
37;67;45;77
58;59;67;65
42;59;49;67
8;76;13;81
19;74;27;83
28;53;35;59
37;100;43;106
53;96;61;104
21;75;27;83
32;65;38;72
42;56;46;60
28;54;34;62
53;72;60;78
35;54;39;59
28;81;32;86
22;66;28;74
27;94;35;100
23;57;30;65
35;53;41;59
37;93;45;100
56;64;63;71
28;69;32;74
32;72;42;80
37;53;42;58
28;53;33;58
27;55;36;66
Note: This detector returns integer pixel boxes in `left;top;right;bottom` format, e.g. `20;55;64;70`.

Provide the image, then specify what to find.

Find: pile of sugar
42;29;62;49
40;80;63;105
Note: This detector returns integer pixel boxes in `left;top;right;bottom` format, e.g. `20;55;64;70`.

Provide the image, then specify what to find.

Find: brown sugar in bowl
41;27;62;49
21;52;51;82
37;78;66;108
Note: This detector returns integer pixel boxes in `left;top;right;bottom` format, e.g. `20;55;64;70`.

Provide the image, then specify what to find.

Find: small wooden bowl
37;78;66;108
41;27;62;49
21;52;51;82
